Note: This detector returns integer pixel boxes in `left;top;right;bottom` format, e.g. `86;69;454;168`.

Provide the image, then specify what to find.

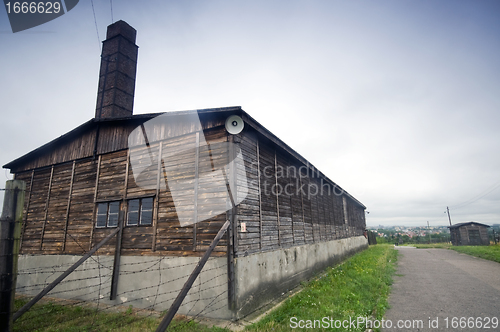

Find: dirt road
381;247;500;332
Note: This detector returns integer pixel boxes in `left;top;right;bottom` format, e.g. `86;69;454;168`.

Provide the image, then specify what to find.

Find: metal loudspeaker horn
225;115;244;135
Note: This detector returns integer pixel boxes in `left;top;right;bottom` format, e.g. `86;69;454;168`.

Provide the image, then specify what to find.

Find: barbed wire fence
1;182;234;332
14;250;230;330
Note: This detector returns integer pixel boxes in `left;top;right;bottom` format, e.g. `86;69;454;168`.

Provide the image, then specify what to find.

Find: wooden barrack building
4;20;367;320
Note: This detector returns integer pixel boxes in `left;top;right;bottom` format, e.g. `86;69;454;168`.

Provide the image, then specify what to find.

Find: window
127;197;154;226
96;201;120;228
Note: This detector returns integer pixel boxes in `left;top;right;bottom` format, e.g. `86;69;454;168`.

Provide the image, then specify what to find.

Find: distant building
448;222;490;246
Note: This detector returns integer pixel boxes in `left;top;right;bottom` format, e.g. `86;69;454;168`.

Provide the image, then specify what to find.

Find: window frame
126;196;154;227
95;201;121;228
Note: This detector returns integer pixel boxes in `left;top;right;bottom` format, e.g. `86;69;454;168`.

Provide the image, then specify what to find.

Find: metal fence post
0;180;26;332
155;220;231;332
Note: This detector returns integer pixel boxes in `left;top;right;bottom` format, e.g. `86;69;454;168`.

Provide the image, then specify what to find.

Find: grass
448;244;500;263
412;243;500;264
244;244;398;332
12;245;398;332
13;298;230;332
411;243;452;249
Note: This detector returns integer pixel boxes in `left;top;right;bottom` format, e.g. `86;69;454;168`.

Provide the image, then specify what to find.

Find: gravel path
381;247;500;332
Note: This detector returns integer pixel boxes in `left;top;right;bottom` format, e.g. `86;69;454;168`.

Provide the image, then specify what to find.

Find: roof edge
3;106;243;171
240;110;366;209
448;222;491;228
3;118;95;170
4;105;366;210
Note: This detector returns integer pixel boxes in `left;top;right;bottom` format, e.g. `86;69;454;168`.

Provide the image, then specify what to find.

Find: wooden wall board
15;118;365;258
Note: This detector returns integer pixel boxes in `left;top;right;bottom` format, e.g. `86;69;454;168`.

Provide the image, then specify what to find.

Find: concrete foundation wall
16;255;231;319
16;236;368;321
233;235;368;319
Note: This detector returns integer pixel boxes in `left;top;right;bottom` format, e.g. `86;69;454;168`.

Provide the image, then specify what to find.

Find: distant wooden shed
448;222;490;246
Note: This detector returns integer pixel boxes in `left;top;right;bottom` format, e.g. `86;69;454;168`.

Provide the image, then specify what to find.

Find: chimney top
95;20;139;120
105;20;136;44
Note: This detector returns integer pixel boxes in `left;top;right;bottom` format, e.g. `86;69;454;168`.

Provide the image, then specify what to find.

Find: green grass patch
449;244;500;263
245;245;398;332
412;243;500;264
13;298;230;332
413;243;452;249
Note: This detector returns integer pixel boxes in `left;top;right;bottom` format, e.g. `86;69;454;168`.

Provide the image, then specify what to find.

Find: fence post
0;180;26;332
13;226;120;322
155;219;231;332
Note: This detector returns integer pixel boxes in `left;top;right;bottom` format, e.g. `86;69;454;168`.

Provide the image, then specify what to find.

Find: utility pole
427;221;430;244
446;206;452;226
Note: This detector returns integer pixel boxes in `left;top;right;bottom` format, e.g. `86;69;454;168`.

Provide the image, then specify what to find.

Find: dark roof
3;118;95;171
3;107;241;171
448;222;490;229
3;106;366;209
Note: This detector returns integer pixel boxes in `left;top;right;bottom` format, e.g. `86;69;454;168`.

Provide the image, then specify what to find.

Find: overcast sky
1;0;499;227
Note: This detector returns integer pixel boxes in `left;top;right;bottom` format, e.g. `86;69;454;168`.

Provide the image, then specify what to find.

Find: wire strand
110;0;114;24
449;179;500;210
90;0;101;53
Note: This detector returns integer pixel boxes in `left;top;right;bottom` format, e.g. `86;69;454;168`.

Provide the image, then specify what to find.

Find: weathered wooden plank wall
16;168;51;253
16;126;230;256
15;170;33;251
67;159;97;253
235;131;365;257
195;128;229;251
259;140;280;251
14;116;365;258
277;152;293;247
236;134;260;252
42;163;73;252
155;132;196;253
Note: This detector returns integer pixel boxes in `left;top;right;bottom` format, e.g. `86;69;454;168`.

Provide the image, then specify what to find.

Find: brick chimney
95;20;138;119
